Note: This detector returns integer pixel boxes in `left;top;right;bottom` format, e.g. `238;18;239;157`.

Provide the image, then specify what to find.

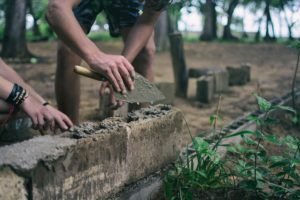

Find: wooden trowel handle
74;65;107;81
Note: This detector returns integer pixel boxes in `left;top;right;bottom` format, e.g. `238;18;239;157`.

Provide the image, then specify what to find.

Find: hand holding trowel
74;65;165;103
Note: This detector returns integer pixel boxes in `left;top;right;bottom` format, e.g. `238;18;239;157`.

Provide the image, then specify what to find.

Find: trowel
74;65;165;103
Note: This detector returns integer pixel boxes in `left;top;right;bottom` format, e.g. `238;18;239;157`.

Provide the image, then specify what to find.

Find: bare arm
46;0;134;93
0;59;73;130
122;6;162;62
0;58;46;104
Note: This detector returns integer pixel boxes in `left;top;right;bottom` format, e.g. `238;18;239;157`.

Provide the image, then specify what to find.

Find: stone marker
196;75;215;103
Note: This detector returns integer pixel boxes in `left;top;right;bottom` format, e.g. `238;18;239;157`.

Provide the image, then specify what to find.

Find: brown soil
5;40;298;136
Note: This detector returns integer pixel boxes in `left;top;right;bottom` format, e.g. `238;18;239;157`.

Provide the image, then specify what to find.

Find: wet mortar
72;104;172;139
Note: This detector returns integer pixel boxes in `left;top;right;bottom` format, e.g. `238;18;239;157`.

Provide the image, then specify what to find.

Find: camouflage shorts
73;0;144;37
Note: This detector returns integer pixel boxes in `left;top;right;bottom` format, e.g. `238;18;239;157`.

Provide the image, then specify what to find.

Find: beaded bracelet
5;84;28;107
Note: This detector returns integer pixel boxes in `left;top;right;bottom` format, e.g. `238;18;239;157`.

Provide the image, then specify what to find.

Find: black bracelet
6;84;28;107
42;102;49;106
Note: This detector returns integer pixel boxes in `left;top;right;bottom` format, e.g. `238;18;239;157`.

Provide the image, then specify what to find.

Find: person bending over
46;0;170;124
0;58;73;131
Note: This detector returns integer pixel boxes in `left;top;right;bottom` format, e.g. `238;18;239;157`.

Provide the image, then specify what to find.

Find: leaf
255;94;272;112
263;134;280;145
269;160;290;168
247;114;259;122
264;117;279;125
274;105;297;115
224;130;256;139
227;146;239;154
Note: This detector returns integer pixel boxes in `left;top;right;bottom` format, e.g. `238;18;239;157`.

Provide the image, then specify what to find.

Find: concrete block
188;66;222;79
240;63;251;82
208;70;229;93
155;82;175;105
189;68;209;78
0;105;190;200
196;75;215;103
226;65;251;86
99;90;114;120
0;167;27;200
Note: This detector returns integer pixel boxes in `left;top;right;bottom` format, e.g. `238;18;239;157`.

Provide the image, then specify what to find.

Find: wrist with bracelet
5;84;28;107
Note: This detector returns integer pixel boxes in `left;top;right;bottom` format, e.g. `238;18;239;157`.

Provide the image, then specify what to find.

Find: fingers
37;114;45;131
44;112;55;131
61;113;73;129
112;68;127;94
55;116;69;131
107;70;121;93
31;116;38;130
122;58;135;80
99;81;110;96
99;56;135;94
119;66;134;91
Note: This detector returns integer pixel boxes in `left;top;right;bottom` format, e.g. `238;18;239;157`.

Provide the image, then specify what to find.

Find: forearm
47;1;104;65
122;10;161;62
0;76;14;101
0;59;45;104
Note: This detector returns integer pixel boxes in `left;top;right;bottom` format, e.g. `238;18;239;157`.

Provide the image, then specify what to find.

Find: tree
264;0;276;41
222;0;240;40
200;0;218;41
278;0;299;40
1;0;31;59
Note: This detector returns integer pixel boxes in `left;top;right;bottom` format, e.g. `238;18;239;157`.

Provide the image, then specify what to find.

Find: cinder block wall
0;105;190;200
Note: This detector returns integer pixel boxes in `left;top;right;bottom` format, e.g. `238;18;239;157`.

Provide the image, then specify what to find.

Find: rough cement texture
0;167;27;200
114;73;165;103
155;82;175;105
0;135;76;172
196;75;215;103
0;105;189;200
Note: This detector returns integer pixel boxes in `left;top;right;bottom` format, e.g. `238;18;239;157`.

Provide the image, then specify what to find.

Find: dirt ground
4;40;298;136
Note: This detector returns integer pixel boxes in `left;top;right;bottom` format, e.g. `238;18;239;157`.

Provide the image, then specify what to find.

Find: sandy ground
5;40;299;136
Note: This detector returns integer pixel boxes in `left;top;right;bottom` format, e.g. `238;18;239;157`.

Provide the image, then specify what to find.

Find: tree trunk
282;6;294;40
200;0;217;41
264;0;276;41
255;17;263;42
154;11;169;52
1;0;31;59
169;33;188;98
222;0;239;40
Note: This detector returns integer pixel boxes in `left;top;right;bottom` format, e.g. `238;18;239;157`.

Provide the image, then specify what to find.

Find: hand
89;53;135;94
20;96;73;131
44;105;73;130
99;81;124;110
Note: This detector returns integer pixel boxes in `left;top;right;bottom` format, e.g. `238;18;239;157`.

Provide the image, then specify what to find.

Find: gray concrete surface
0;105;190;200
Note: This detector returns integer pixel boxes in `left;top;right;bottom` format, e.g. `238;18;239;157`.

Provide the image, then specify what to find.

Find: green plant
164;94;300;200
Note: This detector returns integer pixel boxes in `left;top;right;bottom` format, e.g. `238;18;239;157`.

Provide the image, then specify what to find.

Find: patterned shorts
73;0;144;37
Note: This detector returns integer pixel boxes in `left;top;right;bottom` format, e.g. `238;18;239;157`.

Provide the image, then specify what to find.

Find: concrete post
196;75;215;103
